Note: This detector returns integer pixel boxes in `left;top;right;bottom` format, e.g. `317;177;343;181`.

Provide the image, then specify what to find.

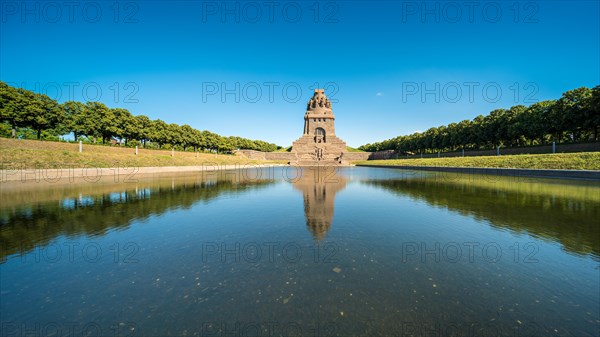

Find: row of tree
0;81;280;153
359;86;600;153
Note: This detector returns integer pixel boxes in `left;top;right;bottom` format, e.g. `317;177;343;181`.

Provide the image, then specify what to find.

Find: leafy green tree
149;119;168;148
167;123;183;149
520;100;555;144
180;124;196;151
216;137;235;153
86;102;117;144
360;86;599;153
0;81;283;150
0;82;25;137
201;130;219;151
112;108;138;146
505;105;527;146
554;87;593;142
134;115;152;147
62;101;88;141
19;93;64;140
189;128;204;152
589;86;600;140
485;109;510;147
471;115;486;148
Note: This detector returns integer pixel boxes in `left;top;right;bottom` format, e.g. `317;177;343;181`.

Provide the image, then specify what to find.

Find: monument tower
291;89;348;165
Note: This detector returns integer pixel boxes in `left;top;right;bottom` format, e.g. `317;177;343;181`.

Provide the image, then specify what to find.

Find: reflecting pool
1;166;599;336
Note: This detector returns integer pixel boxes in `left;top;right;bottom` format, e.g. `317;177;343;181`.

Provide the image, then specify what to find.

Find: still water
1;166;599;336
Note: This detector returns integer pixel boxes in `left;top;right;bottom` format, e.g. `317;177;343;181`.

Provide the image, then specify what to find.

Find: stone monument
291;89;348;165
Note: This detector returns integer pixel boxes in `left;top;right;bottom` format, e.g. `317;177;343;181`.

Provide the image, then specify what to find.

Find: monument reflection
292;166;347;240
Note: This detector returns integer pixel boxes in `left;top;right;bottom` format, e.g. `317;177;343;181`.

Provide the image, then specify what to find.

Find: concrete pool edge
0;164;288;182
3;163;599;182
355;164;600;181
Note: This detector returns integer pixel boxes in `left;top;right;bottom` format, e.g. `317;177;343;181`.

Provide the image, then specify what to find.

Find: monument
291;89;349;165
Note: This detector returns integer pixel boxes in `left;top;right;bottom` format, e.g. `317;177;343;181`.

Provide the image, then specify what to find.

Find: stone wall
265;152;297;161
343;152;371;161
366;150;396;160
236;149;394;163
236;150;266;160
236;150;296;161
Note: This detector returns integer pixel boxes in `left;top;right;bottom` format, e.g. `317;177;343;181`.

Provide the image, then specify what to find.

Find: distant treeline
359;86;600;153
0;81;280;152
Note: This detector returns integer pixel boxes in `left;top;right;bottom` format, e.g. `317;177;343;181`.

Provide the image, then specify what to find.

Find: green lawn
0;138;284;169
357;152;600;170
346;146;365;152
275;146;292;152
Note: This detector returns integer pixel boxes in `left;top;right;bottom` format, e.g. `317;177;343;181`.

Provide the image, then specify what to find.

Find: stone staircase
291;135;348;166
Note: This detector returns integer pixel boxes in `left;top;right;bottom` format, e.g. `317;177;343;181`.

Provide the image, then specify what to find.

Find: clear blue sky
1;0;598;147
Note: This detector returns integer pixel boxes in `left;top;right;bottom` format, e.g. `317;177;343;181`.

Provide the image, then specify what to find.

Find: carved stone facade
291;89;348;165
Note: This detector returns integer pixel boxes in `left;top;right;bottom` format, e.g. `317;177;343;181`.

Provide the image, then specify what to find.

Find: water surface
1;167;599;336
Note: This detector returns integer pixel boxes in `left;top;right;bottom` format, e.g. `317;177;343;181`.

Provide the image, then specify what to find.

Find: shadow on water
362;170;600;258
0;171;276;262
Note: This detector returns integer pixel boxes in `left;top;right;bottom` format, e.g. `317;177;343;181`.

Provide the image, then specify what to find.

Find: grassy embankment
3;138;597;170
357;152;600;170
346;146;364;152
0;138;285;169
